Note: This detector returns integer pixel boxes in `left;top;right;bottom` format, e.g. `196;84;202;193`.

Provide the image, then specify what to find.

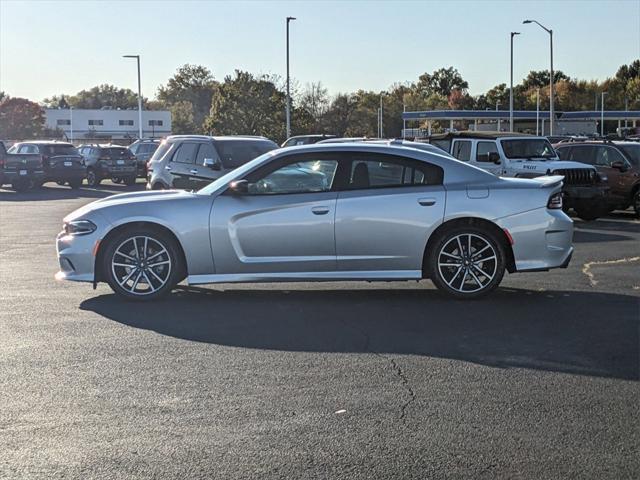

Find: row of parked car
143;132;640;220
2;132;639;219
0;138;161;191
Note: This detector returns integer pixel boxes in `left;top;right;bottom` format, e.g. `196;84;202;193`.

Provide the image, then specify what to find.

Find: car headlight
63;219;97;236
597;173;608;183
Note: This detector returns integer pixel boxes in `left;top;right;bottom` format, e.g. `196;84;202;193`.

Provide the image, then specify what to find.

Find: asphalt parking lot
1;182;639;479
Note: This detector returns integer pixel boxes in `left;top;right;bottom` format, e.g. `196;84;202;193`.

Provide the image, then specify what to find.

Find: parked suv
128;138;160;178
8;141;85;188
1;140;46;191
555;140;640;217
147;135;279;190
423;132;609;221
78;144;137;187
281;134;336;147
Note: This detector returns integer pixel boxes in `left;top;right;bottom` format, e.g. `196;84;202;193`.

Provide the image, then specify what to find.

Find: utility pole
510;32;520;132
523;20;554;135
285;17;296;139
123;55;143;139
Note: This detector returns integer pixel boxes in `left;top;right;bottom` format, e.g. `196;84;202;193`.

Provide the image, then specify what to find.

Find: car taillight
547;192;563;209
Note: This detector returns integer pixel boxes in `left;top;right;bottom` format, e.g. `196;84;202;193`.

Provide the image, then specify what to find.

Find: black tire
56;180;66;186
633;190;640;218
86;168;101;187
575;208;601;222
111;177;122;184
102;227;182;301
123;176;137;186
426;225;506;300
68;178;83;189
152;182;167;190
11;179;30;192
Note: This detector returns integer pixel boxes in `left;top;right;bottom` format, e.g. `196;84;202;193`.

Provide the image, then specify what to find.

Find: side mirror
611;161;627;172
228;179;249;195
203;157;221;170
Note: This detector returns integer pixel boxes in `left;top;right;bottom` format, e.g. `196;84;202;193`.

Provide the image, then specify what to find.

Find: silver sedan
56;141;573;299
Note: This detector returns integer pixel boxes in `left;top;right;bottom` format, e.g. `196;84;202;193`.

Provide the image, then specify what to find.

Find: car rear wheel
86;168;100;187
103;228;181;301
633;190;640;218
427;226;506;299
68;178;82;189
11;179;30;192
123;176;137;186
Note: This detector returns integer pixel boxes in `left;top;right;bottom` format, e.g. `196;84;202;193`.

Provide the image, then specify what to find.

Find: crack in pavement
338;318;416;428
582;256;640;287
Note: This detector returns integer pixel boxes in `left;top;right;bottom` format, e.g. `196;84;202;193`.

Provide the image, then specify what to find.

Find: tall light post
600;92;607;137
510;31;520;132
523;19;554;135
496;101;501;132
70;106;73;143
285;16;296;139
536;88;540;136
123;55;143;139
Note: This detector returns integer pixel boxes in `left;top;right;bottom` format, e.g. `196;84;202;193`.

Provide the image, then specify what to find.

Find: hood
510;159;595;173
64;189;193;222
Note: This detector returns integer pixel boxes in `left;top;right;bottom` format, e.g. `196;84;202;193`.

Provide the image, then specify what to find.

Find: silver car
56;141;574;300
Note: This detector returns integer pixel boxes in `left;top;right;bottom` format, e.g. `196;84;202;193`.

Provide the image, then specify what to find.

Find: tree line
1;60;638;142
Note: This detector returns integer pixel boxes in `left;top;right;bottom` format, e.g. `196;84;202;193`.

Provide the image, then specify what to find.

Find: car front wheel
103;228;182;301
427;226;506;299
86;168;100;187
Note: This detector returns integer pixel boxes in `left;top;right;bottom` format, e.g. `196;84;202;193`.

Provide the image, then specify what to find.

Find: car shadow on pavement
573;230;633;243
0;183;144;201
80;286;640;381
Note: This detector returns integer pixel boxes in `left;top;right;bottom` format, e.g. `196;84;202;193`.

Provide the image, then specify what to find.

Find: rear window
102;147;131;158
149;141;172;163
217;140;278;169
43;145;78;156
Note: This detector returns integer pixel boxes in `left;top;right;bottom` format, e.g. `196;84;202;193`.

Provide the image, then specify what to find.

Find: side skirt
187;270;423;285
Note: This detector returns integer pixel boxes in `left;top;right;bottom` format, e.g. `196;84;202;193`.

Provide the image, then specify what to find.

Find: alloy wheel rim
438;233;497;293
111;236;171;295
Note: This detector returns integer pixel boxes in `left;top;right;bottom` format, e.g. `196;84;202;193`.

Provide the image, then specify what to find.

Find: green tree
157;64;217;131
521;70;570;90
204;70;286;142
169;101;197;135
416;67;469;97
0;96;45;139
43;84;143;110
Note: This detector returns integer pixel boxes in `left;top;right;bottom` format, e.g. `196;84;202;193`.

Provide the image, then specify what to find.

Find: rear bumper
47;166;86;181
96;165;137;178
497;207;574;272
2;169;46;183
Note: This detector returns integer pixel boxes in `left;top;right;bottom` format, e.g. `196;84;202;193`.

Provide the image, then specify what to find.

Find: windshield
500;139;556;159
44;145;78;156
620;144;640;166
197;150;277;195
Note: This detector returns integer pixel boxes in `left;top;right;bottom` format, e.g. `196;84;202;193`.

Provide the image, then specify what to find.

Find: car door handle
311;206;330;215
190;169;198;174
418;198;436;206
165;165;172;171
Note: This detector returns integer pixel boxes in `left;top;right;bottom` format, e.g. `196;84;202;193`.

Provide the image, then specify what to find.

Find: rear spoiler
529;175;564;189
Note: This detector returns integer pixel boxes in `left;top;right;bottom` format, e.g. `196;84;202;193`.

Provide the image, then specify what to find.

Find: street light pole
286;17;296;139
601;91;607;137
523;20;554;135
379;93;384;138
510;31;520;132
123;55;143;139
536;88;540;136
496;101;501;132
70;107;73;143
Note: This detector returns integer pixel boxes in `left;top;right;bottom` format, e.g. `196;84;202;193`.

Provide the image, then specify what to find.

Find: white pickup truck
422;132;609;221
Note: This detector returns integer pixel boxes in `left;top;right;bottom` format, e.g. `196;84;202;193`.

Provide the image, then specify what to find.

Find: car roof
78;143;127;148
166;134;273;142
18;140;73;145
555;140;639;148
429;131;536;140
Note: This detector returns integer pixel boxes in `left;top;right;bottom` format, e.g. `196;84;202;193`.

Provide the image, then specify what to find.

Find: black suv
147;135;279;190
77;144;137;187
555;140;640;216
128;139;160;178
8;141;85;188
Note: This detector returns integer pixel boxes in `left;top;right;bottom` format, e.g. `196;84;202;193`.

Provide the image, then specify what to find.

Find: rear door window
195;142;217;165
556;147;570;160
343;153;444;190
594;146;626;167
217;140;277;169
476;141;499;160
451;140;471;161
170;143;199;164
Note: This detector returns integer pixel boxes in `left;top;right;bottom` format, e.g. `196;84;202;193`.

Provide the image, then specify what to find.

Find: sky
1;0;639;103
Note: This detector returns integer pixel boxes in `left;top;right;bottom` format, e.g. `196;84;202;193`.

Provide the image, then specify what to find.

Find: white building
45;108;172;142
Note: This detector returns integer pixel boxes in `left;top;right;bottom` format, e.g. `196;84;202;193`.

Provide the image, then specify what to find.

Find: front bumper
562;184;609;208
56;230;98;283
498;207;574;272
